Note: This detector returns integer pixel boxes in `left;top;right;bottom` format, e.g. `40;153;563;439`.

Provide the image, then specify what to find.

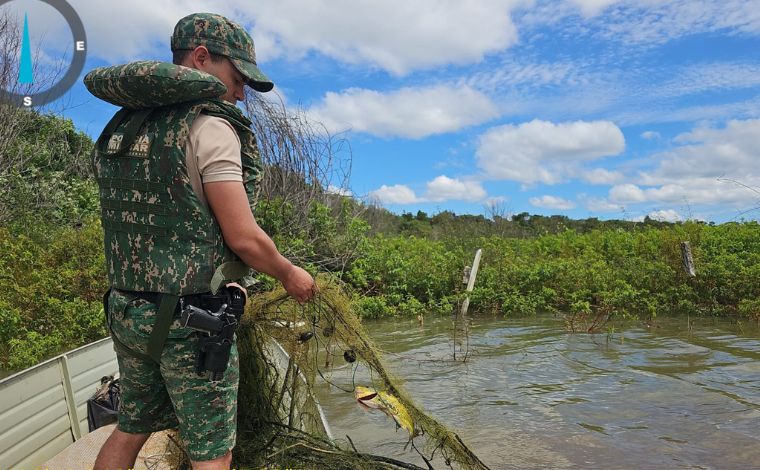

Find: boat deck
43;425;178;469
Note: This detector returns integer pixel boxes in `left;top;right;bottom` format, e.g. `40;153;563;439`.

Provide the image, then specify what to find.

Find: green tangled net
169;274;489;469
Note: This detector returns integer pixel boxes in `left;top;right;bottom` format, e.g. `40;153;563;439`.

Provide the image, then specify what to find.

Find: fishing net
231;274;490;469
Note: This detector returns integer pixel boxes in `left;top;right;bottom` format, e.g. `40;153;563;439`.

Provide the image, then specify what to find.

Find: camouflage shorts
107;288;239;462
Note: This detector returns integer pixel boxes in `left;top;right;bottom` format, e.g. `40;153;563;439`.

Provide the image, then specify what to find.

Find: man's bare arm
204;181;315;302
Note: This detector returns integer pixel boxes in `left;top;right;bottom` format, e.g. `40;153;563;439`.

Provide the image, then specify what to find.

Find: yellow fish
355;385;416;436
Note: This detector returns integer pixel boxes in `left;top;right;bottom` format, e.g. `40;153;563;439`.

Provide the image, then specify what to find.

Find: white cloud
308;85;498;139
652;62;760;99
63;1;208;62
582;168;624;185
529;195;576;210
609;180;759;207
612;95;760;127
463;59;591;93
567;0;619;17
465;60;760;129
607;63;760;126
484;196;508;205
425;176;486;202
247;0;524;74
553;0;760;45
369;184;419;204
326;184;352;196
642;119;760;184
369;175;488;205
6;0;525;74
641;131;660;140
609;184;646;203
582;197;624;213
508;3;760;129
648;209;682;222
476;119;625;184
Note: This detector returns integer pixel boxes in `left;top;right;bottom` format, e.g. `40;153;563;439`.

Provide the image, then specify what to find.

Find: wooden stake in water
681;241;696;277
459;249;482;316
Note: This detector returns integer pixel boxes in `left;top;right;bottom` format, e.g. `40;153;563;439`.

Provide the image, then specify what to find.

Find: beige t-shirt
185;114;243;207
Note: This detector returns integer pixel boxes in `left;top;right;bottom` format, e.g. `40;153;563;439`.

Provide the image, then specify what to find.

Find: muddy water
314;315;760;469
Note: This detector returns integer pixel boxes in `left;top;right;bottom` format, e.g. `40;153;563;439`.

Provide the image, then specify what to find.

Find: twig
346;434;359;453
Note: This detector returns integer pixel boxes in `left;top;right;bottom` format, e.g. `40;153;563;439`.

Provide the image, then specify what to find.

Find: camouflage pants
107;288;239;461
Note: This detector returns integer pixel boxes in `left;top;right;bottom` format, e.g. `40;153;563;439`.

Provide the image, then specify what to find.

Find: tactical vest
92;99;262;296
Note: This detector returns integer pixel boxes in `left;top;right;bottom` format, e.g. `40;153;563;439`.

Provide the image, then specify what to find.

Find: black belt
125;290;227;315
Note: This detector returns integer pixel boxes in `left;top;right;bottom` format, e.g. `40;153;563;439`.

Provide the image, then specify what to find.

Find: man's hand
282;265;316;303
225;282;248;302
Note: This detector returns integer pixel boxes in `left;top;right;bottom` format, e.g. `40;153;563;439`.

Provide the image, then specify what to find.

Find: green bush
354;295;391;319
346;222;760;321
0;220;107;370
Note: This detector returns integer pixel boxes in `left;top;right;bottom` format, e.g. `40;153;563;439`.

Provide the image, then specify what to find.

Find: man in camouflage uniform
92;13;315;470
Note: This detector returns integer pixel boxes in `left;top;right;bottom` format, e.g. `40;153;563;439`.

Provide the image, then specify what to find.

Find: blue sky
8;0;760;223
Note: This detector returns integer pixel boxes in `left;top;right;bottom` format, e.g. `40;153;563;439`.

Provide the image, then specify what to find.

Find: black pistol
181;286;246;381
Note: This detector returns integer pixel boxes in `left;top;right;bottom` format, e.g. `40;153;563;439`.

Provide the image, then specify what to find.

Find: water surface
314;315;760;469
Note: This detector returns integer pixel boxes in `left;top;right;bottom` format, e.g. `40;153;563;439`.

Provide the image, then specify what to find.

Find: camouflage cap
171;13;274;93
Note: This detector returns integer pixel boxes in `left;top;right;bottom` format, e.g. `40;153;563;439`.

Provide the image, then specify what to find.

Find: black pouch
87;375;121;432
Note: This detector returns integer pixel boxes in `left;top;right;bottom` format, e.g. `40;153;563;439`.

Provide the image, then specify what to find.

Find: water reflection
314;315;760;469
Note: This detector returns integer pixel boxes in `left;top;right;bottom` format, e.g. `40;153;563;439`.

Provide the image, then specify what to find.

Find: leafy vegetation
353;222;760;323
1;108;757;372
0;222;106;369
